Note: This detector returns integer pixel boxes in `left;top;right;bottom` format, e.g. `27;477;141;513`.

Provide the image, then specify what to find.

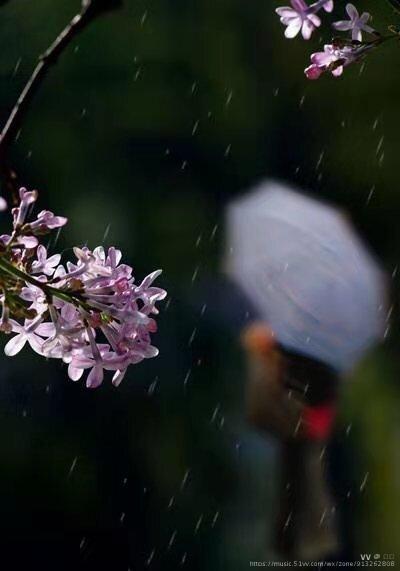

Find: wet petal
284;19;302;38
4;333;27;356
86;365;104;388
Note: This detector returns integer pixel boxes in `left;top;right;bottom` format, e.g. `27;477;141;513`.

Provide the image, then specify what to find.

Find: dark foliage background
0;0;399;569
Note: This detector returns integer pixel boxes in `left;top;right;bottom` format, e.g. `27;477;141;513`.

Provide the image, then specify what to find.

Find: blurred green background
0;0;399;568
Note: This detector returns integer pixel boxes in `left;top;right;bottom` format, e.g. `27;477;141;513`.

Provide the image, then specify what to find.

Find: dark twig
0;0;122;200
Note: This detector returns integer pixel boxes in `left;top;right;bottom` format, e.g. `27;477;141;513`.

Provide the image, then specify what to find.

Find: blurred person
225;181;387;561
243;323;339;560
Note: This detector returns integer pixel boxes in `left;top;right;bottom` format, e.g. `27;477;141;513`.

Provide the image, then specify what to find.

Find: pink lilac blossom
275;1;389;80
0;196;6;212
0;187;166;388
276;0;334;40
333;3;374;41
304;41;374;79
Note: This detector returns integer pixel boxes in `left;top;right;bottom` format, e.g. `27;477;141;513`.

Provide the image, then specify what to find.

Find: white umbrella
225;180;387;372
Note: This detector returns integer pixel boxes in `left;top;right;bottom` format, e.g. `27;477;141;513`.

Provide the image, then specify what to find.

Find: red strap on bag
302;403;336;440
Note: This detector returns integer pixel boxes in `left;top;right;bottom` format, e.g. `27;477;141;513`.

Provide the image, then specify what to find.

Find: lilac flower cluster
275;2;396;79
0;188;166;388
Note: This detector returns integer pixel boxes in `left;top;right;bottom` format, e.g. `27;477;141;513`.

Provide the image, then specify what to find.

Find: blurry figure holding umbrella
225;181;387;561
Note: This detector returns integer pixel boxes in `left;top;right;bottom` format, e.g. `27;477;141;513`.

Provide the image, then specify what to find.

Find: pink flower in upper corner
0;196;7;212
305;45;345;79
276;0;321;40
333;3;374;42
276;0;333;40
304;42;373;79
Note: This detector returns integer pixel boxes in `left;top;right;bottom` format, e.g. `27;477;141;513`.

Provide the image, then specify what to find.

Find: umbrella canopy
225;180;387;372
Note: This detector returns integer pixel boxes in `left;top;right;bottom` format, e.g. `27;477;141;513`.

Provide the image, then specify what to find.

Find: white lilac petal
112;369;126;387
35;322;56;337
86;365;104;388
276;7;297;18
322;0;333;12
18;235;39;249
4;333;27;356
285;20;302;38
68;362;84;381
346;3;358;19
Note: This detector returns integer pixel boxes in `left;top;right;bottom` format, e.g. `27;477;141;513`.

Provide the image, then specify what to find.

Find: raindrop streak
148;378;158;396
366;185;375;205
210;404;220;423
12;58;22;78
191;265;200;283
188;328;197;347
210;224;218;241
376;136;384;156
360;472;369;493
284;512;292;529
146;550;155;566
140;11;148;26
102;224;111;243
211;511;220;528
194;514;203;534
167;530;177;550
180;469;191;491
184;369;191;387
192;121;199;136
68;456;78;478
52;227;63;249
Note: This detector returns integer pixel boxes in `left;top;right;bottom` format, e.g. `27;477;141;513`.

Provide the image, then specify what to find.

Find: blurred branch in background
0;0;123;202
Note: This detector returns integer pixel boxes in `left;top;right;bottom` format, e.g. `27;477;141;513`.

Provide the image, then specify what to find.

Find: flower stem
0;257;73;304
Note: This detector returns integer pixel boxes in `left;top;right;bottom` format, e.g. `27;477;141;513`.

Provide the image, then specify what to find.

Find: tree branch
0;0;122;199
